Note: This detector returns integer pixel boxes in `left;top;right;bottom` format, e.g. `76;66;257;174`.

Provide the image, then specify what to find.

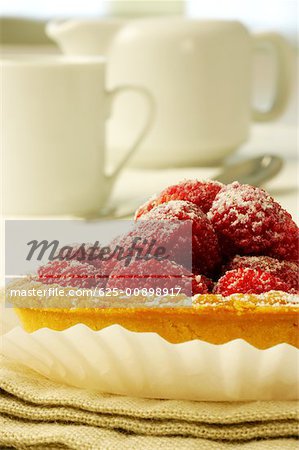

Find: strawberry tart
8;180;299;349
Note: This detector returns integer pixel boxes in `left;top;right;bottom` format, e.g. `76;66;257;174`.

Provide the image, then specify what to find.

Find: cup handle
105;85;155;180
252;32;293;122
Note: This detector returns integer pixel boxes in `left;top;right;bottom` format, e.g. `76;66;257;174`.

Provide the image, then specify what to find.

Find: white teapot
47;18;292;168
46;19;126;56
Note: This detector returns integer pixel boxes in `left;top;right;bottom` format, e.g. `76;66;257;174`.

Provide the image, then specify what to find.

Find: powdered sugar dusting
225;255;299;291
135;179;224;219
208;181;299;260
193;291;299;307
140;200;203;221
208;182;279;226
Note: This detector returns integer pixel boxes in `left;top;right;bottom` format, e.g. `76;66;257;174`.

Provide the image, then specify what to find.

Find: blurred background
1;0;297;125
1;0;298;219
0;0;298;46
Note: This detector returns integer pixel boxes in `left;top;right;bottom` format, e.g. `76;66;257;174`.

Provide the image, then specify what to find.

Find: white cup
1;55;154;216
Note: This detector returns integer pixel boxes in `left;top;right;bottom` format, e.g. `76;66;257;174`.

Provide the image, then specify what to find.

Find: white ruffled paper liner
2;324;298;401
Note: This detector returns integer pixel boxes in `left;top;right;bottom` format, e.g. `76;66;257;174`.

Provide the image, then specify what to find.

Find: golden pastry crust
7;278;299;349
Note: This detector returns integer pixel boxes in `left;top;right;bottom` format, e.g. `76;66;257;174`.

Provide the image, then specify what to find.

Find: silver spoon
87;154;283;220
213;154;283;186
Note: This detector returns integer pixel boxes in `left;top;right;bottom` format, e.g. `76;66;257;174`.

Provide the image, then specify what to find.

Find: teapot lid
105;0;185;18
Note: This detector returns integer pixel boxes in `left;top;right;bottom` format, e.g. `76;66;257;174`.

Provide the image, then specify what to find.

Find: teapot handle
105;85;155;181
252;32;293;122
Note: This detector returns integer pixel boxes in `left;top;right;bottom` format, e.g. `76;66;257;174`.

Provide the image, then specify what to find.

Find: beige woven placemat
0;357;298;450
